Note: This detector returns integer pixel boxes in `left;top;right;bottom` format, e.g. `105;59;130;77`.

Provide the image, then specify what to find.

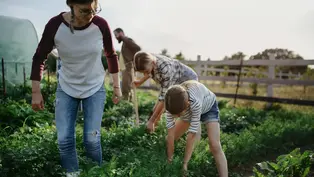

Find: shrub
253;148;314;177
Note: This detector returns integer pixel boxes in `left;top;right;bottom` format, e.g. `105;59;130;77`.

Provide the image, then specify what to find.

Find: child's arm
134;73;150;87
147;64;173;131
167;127;175;162
166;112;175;162
146;100;164;132
149;63;172;121
183;133;197;169
183;101;202;169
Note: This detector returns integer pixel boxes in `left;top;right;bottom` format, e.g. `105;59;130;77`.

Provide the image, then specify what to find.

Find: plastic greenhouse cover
0;15;38;86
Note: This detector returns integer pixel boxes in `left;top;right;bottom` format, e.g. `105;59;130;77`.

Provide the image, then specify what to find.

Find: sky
0;0;313;60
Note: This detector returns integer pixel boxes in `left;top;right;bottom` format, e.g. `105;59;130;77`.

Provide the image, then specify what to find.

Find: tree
101;49;121;71
160;48;171;57
218;52;246;75
174;51;185;61
250;48;307;76
45;52;58;73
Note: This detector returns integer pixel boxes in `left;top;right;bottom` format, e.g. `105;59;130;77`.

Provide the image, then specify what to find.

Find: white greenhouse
0;15;38;86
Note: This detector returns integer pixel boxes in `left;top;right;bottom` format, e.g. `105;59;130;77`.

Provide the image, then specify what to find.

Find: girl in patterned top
133;51;200;134
164;80;228;176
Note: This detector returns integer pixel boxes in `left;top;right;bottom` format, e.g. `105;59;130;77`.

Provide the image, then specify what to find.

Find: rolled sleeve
187;101;202;133
166;111;175;129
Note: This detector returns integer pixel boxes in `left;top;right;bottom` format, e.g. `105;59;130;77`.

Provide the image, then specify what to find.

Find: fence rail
183;59;314;66
0;58;31;97
2;54;314;107
196;76;313;86
140;53;314;106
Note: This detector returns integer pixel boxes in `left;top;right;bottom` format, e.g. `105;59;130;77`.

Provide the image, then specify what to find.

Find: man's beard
116;37;122;43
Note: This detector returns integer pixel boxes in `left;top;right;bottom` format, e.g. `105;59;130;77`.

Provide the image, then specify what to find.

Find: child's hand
167;159;172;164
183;163;188;171
146;121;155;133
133;80;141;88
182;163;188;177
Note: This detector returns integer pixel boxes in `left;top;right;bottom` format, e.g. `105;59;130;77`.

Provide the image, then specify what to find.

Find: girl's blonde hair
133;51;155;71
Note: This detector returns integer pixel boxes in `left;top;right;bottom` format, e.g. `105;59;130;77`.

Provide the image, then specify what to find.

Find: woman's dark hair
66;0;98;33
66;0;97;5
114;28;124;33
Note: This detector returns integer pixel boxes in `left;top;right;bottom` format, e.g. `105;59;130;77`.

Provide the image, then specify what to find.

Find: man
113;28;141;101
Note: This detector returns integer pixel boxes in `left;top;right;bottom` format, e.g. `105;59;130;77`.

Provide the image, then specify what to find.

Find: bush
1;107;314;177
0;99;54;136
219;107;266;134
253;148;314;177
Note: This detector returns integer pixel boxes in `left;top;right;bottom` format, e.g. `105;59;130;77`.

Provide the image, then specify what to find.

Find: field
0;77;314;177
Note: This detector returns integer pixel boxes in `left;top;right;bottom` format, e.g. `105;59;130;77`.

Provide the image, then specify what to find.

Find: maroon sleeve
30;15;62;81
93;16;119;73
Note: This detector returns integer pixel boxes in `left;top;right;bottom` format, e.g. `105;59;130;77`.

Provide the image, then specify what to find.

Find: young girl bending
164;80;228;177
133;51;199;134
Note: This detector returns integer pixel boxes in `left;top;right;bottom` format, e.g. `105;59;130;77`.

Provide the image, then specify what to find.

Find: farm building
0;15;38;86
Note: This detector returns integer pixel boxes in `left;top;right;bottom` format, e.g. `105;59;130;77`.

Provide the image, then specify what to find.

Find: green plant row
0;99;54;136
253;148;314;177
1;108;313;177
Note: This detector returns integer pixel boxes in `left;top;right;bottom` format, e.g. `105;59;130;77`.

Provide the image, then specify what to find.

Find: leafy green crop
253;148;314;177
1;83;314;177
0;99;54;136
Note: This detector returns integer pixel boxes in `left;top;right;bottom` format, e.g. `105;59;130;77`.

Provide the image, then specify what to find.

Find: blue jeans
55;84;106;172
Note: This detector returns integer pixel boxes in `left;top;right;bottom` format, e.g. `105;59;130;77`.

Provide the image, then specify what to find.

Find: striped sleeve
188;100;202;133
187;85;202;133
166;111;175;129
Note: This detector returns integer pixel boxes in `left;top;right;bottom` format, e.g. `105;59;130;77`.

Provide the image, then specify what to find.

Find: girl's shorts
200;100;220;124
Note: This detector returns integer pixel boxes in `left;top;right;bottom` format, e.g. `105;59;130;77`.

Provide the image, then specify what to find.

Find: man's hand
32;92;44;111
146;120;155;133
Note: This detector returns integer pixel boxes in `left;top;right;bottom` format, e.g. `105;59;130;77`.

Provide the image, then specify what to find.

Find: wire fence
0;57;56;98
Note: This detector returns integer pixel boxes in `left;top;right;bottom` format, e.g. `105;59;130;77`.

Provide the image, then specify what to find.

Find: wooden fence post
1;58;5;97
234;58;244;106
279;71;282;79
197;55;201;61
23;64;26;95
195;55;202;80
267;53;275;107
